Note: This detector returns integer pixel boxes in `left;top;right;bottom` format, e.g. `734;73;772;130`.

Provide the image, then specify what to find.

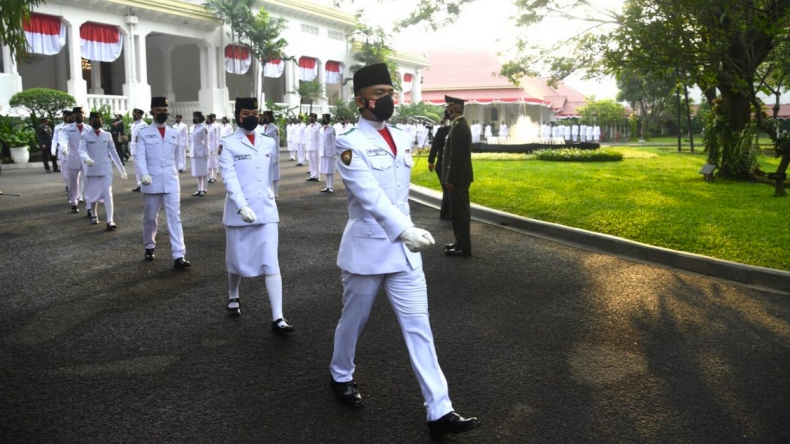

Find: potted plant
0;118;36;164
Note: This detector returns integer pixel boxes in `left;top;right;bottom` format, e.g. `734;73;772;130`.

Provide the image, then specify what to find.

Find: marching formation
38;63;480;439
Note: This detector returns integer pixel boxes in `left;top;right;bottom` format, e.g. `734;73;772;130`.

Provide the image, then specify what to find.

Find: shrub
533;148;623;162
9;88;76;129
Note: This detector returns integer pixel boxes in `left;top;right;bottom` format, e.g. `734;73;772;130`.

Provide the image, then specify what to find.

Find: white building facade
0;0;427;119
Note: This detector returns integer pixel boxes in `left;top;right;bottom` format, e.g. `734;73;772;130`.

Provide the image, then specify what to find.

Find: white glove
141;175;152;186
51;147;57;157
398;227;435;252
85;158;95;166
61;148;68;155
120;171;128;180
239;205;257;223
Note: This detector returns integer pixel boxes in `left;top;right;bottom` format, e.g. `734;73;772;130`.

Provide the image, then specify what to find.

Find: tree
9;88;76;129
237;8;290;101
347;19;401;91
616;68;676;140
0;0;43;62
291;80;324;115
577;98;626;132
331;98;358;122
203;0;256;96
393;101;444;123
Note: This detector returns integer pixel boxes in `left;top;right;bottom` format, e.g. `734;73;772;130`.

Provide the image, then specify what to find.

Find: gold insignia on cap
341;150;352;165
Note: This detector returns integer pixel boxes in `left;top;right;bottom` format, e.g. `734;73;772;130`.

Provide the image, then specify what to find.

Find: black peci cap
151;97;169;108
72;107;84;114
353;63;392;94
88;111;102;119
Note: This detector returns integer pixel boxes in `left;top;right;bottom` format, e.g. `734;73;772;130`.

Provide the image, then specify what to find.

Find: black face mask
90;121;101;130
193;119;198;124
322;119;329;125
74;116;84;124
154;113;168;124
262;117;271;125
444;109;451;120
362;94;394;121
239;115;258;131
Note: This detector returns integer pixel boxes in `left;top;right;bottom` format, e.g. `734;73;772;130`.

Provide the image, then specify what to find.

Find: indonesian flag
403;73;413;92
24;13;66;56
325;61;343;84
80;22;123;62
225;44;251;74
298;57;317;81
263;59;284;78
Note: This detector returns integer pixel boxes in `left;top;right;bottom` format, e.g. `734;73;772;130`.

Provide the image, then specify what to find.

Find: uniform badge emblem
341;150;352;165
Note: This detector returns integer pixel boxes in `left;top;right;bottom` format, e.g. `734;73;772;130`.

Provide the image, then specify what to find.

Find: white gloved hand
141;174;152;186
85;158;95;166
51;147;57;157
398;226;435;252
120;171;128;180
239;205;257;223
61;148;68;155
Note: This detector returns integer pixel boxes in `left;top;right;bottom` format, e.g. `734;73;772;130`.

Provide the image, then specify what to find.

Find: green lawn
411;147;790;271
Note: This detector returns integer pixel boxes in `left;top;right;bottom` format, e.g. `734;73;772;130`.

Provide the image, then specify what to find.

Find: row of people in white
541;124;601;142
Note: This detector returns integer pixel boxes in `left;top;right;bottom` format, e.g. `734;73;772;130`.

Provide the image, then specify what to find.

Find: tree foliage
9;88;76;129
393;101;444;123
577;98;627;128
291;80;324;114
347;18;401;91
0;0;42;63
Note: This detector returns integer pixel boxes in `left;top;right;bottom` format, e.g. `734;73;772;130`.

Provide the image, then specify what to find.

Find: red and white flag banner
325;60;343;84
263;58;284;78
298;57;317;82
24;13;66;56
225;44;251;75
403;73;413;92
80;22;123;62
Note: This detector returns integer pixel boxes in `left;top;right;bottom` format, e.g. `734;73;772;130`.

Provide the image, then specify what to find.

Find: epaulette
341;128;357;136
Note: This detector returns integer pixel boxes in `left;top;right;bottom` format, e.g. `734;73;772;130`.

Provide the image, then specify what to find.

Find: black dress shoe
71;205;79;213
132;186;141;192
106;222;117;231
427;411;479;438
227;298;241;317
53;168;61;172
445;247;471;257
86;209;93;218
174;257;191;270
271;318;294;334
444;243;455;251
192;191;202;196
329;378;364;408
145;248;155;261
90;216;99;225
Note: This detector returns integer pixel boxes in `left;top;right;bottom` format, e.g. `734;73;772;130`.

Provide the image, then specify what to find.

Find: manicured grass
411;147;790;271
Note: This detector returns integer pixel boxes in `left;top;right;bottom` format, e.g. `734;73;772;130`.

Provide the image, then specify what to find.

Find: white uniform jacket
59;123;89;170
305;122;321;152
219;129;279;227
134;125;181;194
78;129;124;177
129;120;148;155
335;118;420;275
294;123;306;144
192;124;208;158
320;125;336;158
173;122;188;147
51;122;66;155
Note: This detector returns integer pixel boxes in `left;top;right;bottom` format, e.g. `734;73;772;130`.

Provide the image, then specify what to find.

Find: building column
0;45;23;111
316;61;327;110
198;42;230;117
161;46;175;104
284;59;299;107
66;21;88;107
90;60;103;94
412;69;422;104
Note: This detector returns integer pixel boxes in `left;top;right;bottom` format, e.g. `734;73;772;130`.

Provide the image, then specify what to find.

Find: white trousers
142;193;186;259
296;143;305;164
176;144;187;171
306;151;319;178
330;267;454;421
67;169;82;206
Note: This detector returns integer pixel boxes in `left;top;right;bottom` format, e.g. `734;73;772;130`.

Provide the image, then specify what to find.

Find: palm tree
290;80;325;115
240;8;290;103
346;19;401;91
203;0;256;96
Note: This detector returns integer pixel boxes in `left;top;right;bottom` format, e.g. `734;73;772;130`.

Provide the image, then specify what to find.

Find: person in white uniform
258;111;281;197
134;97;191;269
328;63;479;439
294;116;306;166
286;119;296;161
220;116;234;139
172;114;189;173
191;111;209;196
78;111;128;229
129;109;148;192
499;121;508;140
483;122;492;140
52;110;72;195
206;114;220;183
58;106;89;214
318;113;336;193
218;97;293;334
572;123;579;142
304;113;321;182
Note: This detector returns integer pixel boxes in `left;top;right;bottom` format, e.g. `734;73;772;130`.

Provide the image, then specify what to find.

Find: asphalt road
1;158;789;443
